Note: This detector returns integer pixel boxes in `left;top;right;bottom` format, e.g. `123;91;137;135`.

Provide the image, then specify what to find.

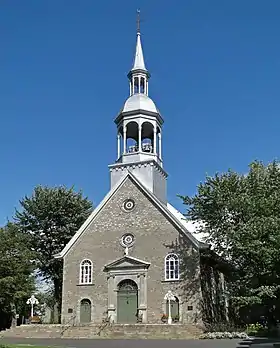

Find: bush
200;332;249;339
199;321;249;340
204;321;245;333
246;323;266;336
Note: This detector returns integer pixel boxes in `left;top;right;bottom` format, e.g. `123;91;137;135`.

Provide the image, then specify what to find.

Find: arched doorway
166;296;179;321
117;279;138;323
80;299;91;323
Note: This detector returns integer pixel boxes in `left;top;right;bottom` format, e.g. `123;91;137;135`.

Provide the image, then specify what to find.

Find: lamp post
164;290;176;325
26;295;39;318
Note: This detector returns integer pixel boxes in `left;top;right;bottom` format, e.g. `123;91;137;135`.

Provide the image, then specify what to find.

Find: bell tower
109;13;168;204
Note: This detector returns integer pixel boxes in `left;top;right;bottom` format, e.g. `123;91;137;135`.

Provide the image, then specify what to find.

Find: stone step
0;325;62;339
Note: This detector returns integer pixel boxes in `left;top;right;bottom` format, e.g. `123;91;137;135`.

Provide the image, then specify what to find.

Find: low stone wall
1;324;62;339
104;324;202;339
1;323;203;339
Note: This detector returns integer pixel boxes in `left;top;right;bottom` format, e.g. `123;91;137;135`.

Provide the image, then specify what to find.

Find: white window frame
79;259;93;285
165;253;180;281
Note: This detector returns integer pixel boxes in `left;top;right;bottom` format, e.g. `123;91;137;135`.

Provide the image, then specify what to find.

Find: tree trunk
10;303;17;328
53;278;62;323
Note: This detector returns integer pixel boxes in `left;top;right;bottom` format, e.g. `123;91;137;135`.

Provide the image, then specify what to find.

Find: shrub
246;323;264;334
200;332;249;339
204;321;245;333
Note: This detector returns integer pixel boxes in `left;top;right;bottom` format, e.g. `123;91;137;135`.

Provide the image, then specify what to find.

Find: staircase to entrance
1;323;203;339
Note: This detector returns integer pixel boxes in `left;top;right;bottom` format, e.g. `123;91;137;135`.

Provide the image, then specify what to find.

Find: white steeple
132;32;146;71
109;12;168;204
127;14;150;97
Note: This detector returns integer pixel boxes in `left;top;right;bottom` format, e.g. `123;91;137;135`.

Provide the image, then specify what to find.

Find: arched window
165;254;179;281
80;259;93;284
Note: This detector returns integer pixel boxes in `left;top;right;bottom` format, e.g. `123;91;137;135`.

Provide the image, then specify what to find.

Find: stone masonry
61;176;203;325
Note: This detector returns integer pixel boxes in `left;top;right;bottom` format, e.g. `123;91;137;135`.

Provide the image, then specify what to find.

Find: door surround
104;255;150;323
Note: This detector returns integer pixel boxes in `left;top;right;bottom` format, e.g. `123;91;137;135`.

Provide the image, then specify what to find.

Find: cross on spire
137;9;141;34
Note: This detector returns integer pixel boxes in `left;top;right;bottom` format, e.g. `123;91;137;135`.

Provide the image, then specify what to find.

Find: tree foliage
15;185;93;320
0;222;35;329
180;160;280;321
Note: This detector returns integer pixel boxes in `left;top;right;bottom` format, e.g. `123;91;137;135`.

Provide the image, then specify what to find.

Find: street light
26;295;39;318
164;290;176;325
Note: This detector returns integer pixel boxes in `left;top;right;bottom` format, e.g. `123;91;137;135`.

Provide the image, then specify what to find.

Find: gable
104;255;150;271
55;172;201;259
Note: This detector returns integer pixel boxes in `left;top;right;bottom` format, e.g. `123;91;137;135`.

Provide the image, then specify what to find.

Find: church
55;25;228;326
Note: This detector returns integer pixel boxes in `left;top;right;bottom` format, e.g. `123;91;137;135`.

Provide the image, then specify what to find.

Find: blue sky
1;0;280;225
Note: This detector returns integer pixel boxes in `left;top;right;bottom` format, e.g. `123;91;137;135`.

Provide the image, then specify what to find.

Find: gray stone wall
110;160;167;204
61;177;202;324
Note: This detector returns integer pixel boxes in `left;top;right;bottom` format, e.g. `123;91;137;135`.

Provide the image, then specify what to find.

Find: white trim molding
79;259;93;285
165;253;180;281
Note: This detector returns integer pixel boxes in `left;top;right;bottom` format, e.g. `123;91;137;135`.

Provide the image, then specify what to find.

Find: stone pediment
104;255;150;271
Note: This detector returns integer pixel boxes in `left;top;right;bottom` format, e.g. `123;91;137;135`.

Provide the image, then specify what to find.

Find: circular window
122;198;135;212
120;233;135;248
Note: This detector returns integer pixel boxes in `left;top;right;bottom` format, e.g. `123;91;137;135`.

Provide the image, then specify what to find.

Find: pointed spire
131;9;147;71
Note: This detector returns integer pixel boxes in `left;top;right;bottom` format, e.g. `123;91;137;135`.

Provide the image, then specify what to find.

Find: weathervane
137;9;141;33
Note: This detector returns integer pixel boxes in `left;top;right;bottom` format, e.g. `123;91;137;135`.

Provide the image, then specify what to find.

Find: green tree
0;222;35;329
180;160;280;323
15;185;93;322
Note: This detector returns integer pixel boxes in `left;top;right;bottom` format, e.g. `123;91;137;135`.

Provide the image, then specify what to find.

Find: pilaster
137;272;148;322
107;274;116;323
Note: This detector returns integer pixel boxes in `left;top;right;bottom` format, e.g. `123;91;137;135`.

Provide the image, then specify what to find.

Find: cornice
127;68;151;79
108;159;168;178
115;109;164;126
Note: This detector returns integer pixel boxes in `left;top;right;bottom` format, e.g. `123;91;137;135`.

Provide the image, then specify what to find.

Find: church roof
121;94;159;114
54;171;208;259
166;203;208;244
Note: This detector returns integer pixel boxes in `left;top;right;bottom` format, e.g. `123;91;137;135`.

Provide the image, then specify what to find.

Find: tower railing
127;143;153;154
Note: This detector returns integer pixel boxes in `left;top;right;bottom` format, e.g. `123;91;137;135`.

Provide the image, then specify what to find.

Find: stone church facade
55;27;227;326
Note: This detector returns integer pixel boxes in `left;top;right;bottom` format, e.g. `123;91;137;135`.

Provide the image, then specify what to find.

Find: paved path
0;337;246;348
2;336;280;348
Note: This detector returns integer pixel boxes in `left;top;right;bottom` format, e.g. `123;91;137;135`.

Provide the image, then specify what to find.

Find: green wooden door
117;280;138;323
166;298;179;319
80;299;91;323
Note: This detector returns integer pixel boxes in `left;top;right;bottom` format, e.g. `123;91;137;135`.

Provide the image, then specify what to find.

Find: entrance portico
104;255;150;323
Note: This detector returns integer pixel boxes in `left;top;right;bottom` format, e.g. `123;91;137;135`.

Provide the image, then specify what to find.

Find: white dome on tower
122;94;159;114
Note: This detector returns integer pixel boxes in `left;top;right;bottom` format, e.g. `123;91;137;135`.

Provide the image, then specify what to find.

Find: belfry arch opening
126;121;139;153
133;77;139;94
117;122;162;158
130;75;148;96
141;122;153;153
140;77;145;94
